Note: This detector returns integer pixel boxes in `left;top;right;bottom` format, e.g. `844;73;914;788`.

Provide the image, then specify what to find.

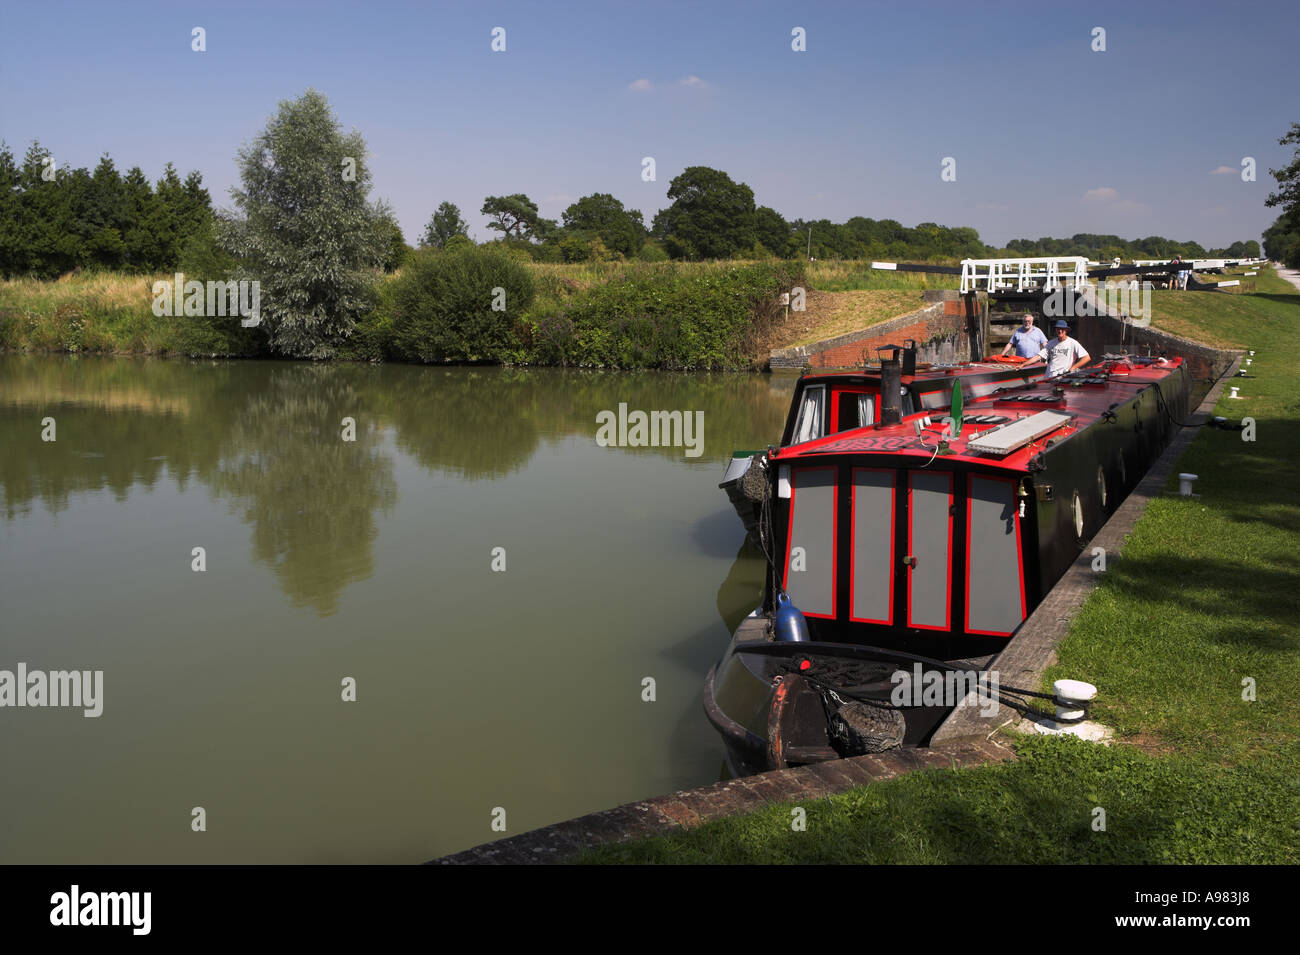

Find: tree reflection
210;364;397;615
1;357;794;614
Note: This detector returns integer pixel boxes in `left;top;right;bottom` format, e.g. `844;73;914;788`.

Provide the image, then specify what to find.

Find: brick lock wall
772;292;986;370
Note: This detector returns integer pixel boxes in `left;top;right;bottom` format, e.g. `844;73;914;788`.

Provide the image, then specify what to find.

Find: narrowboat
721;344;1044;542
705;353;1190;776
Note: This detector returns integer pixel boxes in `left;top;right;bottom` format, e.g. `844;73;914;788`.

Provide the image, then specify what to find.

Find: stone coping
431;738;1012;864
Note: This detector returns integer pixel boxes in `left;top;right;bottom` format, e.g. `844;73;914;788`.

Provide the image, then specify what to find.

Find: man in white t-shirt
1025;320;1090;377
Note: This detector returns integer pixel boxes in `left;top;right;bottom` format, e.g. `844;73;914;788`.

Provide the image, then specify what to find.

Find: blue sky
2;0;1296;249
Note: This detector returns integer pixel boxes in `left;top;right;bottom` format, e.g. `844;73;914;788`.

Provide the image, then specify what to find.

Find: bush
637;241;669;263
390;246;535;362
336;277;396;361
528;261;804;370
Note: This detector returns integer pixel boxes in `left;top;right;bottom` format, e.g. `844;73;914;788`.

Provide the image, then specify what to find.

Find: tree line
0;142;216;279
1;131;1269;283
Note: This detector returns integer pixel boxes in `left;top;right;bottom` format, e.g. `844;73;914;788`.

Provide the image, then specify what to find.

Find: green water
0;355;796;862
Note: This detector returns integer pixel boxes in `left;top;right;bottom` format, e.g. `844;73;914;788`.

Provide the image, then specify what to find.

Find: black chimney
902;338;917;376
880;355;902;425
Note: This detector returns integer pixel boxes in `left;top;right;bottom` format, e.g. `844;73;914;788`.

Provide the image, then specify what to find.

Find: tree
121;166;161;271
753;205;793;258
14;141;83;277
560;193;645;256
480;193;553;242
223;89;389;358
422;201;469;248
1263;213;1300;268
651;166;757;260
1266;122;1300;268
372;202;408;271
0;142;20;275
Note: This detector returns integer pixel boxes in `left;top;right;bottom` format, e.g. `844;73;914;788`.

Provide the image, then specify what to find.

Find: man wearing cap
1025;320;1090;377
1001;313;1047;360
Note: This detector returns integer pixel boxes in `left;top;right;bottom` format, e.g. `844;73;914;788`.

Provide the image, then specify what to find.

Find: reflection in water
716;536;768;635
210;366;398;615
1;357;792;612
383;366;541;480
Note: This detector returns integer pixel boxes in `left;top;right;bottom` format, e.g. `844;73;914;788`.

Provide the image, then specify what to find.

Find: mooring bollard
1229;386;1241;399
1053;679;1097;725
1179;473;1198;496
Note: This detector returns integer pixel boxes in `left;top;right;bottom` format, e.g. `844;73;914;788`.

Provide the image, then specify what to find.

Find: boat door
903;471;955;631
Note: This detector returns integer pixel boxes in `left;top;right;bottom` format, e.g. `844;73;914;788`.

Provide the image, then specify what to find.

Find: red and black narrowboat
706;353;1190;776
721;346;1044;541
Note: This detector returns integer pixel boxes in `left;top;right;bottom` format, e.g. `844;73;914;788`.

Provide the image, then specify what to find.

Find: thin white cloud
1082;187;1118;203
1110;199;1148;214
677;75;712;89
627;78;652;92
1209;165;1236;175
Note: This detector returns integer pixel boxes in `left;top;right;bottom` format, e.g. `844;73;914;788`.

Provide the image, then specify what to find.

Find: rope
778;654;1092;725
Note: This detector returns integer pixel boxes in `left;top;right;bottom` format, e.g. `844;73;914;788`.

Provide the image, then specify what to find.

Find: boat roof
798;358;1032;385
772;356;1184;475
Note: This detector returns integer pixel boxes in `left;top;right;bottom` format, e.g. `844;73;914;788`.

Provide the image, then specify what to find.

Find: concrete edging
431;737;1013;864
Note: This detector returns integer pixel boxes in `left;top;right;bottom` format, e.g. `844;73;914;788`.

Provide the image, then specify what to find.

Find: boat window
857;394;875;427
793;385;826;444
783;467;836;618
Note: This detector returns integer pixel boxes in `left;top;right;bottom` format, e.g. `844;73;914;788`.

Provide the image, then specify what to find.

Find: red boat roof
772;357;1184;474
799;357;1033;385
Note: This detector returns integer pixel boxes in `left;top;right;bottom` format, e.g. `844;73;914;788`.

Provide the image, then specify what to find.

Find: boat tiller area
965;410;1072;456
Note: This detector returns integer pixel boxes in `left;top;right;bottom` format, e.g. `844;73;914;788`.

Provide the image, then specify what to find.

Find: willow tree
224;90;387;358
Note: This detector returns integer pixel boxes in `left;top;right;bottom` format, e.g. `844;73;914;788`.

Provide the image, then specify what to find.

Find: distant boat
706;354;1190;776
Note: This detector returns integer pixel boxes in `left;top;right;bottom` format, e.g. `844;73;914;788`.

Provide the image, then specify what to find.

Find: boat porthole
1073;490;1084;540
1097;465;1107;508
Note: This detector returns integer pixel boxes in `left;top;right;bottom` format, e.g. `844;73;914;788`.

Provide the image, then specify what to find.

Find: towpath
1274;263;1300;292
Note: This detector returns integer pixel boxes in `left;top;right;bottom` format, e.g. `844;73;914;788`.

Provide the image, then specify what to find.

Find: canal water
0;356;796;862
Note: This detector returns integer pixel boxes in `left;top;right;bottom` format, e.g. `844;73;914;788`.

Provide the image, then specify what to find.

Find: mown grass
578;266;1300;864
578;735;1298;864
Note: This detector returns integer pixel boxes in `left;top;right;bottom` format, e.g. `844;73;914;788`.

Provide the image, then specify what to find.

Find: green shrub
176;310;267;357
390;246;535;362
637;241;670;263
528;261;804;370
337;277;396;361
